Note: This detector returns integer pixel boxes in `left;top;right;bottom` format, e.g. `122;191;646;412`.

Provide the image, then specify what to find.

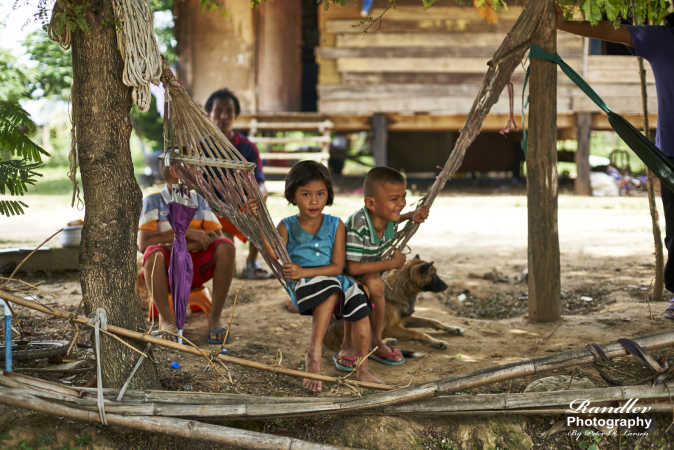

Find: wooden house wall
316;0;657;121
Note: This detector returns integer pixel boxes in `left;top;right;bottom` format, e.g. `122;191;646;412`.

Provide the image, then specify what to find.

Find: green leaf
0;200;28;217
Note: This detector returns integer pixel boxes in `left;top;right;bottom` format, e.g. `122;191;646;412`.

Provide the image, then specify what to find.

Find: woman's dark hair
284;161;334;205
204;88;241;116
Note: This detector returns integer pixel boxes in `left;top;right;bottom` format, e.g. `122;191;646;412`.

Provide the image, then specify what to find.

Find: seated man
138;164;235;344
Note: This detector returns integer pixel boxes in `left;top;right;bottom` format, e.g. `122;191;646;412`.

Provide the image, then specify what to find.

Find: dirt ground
1;187;673;449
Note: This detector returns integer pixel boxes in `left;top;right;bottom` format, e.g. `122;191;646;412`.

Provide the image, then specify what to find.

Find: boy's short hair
204;88;241;117
363;167;406;197
284;160;334;205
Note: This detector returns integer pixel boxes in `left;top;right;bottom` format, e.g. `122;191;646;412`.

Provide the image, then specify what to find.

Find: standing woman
205;88;273;280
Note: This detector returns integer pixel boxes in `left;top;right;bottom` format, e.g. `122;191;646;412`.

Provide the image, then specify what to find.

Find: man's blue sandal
208;327;229;345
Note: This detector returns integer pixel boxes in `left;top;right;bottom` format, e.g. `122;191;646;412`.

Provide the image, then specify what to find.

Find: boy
138;164;235;343
555;2;674;319
344;167;429;365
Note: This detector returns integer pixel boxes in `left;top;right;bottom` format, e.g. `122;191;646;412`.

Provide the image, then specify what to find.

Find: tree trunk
575;113;592;196
527;0;561;322
71;0;156;388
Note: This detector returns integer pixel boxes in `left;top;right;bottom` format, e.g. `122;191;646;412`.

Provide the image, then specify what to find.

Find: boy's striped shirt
345;207;397;262
139;186;221;232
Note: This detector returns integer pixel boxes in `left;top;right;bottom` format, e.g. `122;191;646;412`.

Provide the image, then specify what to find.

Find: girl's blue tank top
282;214;339;267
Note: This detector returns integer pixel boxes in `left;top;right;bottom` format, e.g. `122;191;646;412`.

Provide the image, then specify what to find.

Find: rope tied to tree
91;308;108;425
111;0;162;112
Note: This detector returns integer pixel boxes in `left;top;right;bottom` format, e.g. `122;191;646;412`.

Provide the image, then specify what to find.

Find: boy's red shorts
142;237;233;289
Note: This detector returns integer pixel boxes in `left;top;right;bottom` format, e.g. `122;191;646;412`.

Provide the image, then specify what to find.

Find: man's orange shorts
217;216;247;243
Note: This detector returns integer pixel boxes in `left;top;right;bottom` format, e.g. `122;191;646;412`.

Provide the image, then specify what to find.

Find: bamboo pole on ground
0;289;393;391
2;289;674;413
0;388;343;450
2;374;672;420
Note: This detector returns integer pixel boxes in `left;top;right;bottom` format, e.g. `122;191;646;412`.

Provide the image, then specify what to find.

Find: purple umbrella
167;185;197;344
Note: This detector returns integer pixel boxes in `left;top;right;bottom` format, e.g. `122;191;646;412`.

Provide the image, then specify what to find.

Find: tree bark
575;112;592;196
71;0;156;388
527;0;561;322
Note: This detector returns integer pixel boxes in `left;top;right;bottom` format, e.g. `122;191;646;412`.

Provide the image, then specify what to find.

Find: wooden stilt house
173;0;657;179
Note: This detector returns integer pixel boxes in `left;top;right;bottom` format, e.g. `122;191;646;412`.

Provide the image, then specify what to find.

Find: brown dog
325;256;462;351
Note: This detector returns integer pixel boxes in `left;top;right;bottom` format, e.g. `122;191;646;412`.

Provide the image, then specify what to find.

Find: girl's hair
284;161;334;205
666;12;674;27
204;88;241;117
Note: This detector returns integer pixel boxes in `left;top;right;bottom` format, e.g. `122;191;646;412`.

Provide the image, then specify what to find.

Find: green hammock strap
527;43;674;192
521;64;530;156
529;44;611;115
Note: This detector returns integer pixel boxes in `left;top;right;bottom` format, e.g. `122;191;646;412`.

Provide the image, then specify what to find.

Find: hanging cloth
528;43;674;192
167;184;197;344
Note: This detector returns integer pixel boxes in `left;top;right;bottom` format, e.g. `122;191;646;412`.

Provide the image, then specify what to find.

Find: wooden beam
335;30;581;49
575;113;592;196
326;18;518;34
319;45;585;60
527;1;561;323
236;113;578;133
372;113;388;167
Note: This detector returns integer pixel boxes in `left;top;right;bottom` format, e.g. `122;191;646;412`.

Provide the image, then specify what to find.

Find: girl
278;161;382;392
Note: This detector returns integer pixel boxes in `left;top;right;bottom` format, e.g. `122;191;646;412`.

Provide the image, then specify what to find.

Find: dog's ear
419;262;433;274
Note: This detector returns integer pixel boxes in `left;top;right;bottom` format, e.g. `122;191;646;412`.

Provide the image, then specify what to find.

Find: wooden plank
236;113;577;133
363;5;523;22
326;18;518;34
335;30;582;48
586;55;655;83
262;153;326;160
336;57;582;73
250;136;331;144
243;121;333;130
319;94;576;115
591;113;658;131
319;45;582;59
572;96;658;114
340;71;526;86
319;83;579;101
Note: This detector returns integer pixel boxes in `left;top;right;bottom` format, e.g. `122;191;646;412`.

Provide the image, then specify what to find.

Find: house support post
575;112;592;195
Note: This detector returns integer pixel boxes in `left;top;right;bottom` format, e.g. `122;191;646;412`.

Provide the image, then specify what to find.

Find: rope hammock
47;0;293;292
159;65;292;292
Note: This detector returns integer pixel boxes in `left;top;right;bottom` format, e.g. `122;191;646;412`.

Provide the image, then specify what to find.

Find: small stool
148;285;212;320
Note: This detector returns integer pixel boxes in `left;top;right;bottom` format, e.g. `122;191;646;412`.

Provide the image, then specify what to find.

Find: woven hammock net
159;65;292;292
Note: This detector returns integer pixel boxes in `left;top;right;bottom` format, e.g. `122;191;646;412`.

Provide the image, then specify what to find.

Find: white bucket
61;225;83;247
